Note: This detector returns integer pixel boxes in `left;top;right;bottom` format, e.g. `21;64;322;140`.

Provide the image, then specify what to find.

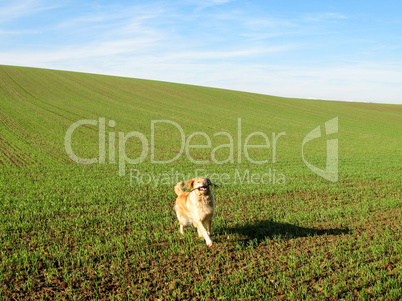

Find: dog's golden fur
174;178;215;246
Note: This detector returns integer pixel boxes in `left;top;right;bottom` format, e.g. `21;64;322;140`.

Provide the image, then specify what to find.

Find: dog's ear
206;178;212;186
186;179;195;189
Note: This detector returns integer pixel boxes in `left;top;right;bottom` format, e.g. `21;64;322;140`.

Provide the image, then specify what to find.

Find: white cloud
0;0;60;23
0;29;40;35
152;46;292;63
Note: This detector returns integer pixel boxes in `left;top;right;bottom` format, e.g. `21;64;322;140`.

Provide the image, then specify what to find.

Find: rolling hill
1;64;400;167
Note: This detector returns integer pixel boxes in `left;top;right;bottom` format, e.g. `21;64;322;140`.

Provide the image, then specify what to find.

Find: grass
0;64;401;300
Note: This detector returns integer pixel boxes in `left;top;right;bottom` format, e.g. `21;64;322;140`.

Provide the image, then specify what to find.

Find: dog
174;178;215;247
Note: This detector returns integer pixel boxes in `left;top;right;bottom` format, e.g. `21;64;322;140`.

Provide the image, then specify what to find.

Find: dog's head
187;177;214;194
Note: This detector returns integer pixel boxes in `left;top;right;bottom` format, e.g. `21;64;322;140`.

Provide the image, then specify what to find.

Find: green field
0;65;401;300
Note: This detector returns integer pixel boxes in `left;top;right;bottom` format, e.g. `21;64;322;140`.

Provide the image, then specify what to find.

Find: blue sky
1;0;402;104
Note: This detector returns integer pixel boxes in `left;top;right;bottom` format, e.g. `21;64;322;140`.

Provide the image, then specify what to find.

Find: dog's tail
174;181;185;196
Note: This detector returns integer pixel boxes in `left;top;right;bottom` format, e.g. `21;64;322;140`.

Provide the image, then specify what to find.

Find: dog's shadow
220;219;350;244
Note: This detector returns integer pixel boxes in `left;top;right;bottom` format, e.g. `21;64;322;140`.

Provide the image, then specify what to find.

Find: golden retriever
174;178;215;247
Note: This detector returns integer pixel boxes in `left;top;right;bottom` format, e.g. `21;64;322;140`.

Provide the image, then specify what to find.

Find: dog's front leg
193;220;213;247
204;219;212;236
